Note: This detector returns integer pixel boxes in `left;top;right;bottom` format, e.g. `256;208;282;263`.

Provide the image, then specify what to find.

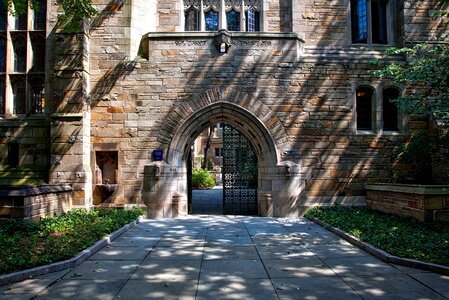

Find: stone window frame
351;81;405;135
182;0;267;32
346;0;396;46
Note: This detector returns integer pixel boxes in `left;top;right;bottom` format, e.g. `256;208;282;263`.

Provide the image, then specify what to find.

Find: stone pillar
258;161;306;217
142;162;188;218
49;27;92;208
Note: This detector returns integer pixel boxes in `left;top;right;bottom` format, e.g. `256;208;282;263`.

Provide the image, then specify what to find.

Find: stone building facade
0;0;448;218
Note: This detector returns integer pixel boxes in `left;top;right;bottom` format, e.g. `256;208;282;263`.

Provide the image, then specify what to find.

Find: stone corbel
213;29;232;53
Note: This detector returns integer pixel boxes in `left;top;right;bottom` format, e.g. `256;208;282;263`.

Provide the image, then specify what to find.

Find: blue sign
153;149;163;161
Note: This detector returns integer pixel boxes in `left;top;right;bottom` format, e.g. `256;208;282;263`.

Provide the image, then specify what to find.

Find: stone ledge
0;217;141;286
142;31;305;42
365;183;449;195
0;185;73;197
309;217;449;276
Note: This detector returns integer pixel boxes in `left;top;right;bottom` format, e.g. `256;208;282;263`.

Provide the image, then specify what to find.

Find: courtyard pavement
1;215;449;299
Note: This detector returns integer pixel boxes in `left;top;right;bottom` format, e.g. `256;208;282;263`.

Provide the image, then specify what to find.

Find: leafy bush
305;206;449;266
192;168;216;189
0;207;143;275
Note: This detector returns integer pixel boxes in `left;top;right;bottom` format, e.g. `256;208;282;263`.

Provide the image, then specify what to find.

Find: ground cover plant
0;208;143;275
305;206;449;266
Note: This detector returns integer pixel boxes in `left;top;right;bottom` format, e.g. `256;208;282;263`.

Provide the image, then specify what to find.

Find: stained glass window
352;0;368;43
226;10;240;31
205;10;219;31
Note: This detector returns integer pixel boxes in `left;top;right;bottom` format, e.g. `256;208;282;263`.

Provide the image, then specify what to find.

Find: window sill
356;129;402;136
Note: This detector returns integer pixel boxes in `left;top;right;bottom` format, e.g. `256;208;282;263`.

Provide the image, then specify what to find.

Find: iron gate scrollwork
222;124;258;215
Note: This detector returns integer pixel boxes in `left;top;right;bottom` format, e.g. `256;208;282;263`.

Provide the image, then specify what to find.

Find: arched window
383;87;399;131
351;0;388;44
185;6;199;31
205;10;219;31
356;87;374;130
226;9;240;31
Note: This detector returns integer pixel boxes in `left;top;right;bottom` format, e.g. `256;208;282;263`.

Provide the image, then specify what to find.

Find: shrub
192;168;216;189
0;207;143;275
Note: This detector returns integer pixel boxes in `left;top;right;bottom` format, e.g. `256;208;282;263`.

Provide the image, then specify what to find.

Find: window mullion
240;0;246;31
200;0;205;31
367;0;373;44
219;0;226;30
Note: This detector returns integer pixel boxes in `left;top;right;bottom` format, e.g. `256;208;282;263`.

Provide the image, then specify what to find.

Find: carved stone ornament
213;29;232;53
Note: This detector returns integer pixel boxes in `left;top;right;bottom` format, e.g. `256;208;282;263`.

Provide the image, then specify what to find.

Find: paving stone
272;276;362;300
147;246;204;260
109;236;161;247
0;278;54;295
323;256;403;277
88;246;152;261
63;261;138;280
264;257;336;278
200;259;268;279
206;234;253;246
342;274;447;300
131;260;201;281
256;244;315;260
116;279;197;300
251;234;304;246
156;236;206;247
203;246;259;260
408;272;449;298
197;278;277;300
246;226;290;236
34;279;126;300
306;243;370;259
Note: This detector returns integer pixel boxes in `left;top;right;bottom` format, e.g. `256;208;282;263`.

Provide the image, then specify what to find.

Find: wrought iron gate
222;124;258;215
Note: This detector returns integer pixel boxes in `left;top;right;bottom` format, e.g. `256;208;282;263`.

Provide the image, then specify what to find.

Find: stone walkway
191;186;223;215
1;216;449;299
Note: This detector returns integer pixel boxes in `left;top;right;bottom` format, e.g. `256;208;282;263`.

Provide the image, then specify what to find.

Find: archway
142;89;305;218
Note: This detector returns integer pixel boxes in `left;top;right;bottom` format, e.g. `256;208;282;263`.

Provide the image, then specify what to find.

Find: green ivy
305;206;449;266
0;208;143;275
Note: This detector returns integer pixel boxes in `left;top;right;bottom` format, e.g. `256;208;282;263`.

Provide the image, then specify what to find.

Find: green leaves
192;168;216;189
5;0;98;31
306;206;449;266
0;208;143;275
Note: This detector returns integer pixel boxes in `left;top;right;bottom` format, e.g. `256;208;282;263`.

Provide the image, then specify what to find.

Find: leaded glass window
33;0;47;30
205;10;219;31
0;77;4;114
351;0;368;43
30;76;44;114
226;10;240;31
351;0;389;44
0;37;6;72
13;36;26;72
0;0;6;30
12;79;26;114
246;8;260;32
372;0;388;44
185;6;199;31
